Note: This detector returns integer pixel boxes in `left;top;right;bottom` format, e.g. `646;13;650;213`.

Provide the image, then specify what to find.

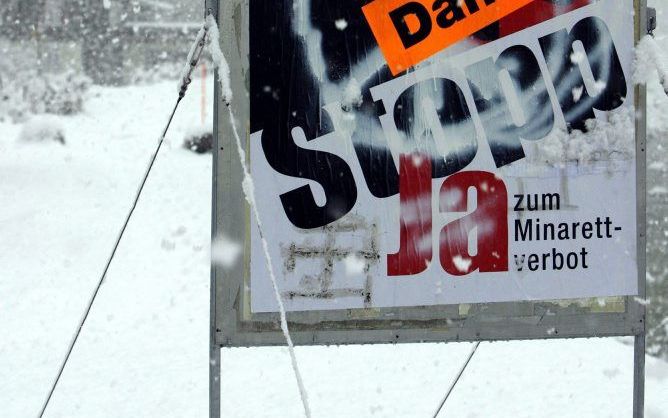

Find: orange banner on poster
362;0;539;75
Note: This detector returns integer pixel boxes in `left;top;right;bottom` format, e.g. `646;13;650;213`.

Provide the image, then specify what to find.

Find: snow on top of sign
634;35;668;96
530;108;635;167
205;14;233;104
177;25;207;96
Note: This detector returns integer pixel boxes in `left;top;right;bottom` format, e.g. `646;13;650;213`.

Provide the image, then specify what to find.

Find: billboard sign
212;0;646;346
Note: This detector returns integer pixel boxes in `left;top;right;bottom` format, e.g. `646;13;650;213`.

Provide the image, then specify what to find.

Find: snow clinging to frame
205;16;311;418
205;14;233;104
634;35;668;96
532;108;635;167
177;26;207;95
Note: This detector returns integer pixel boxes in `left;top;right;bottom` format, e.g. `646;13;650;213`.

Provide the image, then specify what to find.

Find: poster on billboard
212;0;646;346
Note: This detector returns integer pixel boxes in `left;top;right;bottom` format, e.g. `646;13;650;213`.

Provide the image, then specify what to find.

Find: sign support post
206;1;222;417
633;4;648;416
634;334;646;418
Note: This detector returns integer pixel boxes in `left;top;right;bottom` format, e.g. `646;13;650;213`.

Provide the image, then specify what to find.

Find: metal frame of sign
207;0;648;416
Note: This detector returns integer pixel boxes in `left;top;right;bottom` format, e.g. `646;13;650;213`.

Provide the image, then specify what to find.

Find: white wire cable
205;14;312;418
226;107;312;418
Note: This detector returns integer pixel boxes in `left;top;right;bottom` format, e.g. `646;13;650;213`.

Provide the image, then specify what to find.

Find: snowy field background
1;3;668;418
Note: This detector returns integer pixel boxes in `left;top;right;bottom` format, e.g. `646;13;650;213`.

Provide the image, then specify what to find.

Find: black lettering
542;253;550;270
582;222;593;239
515;219;532;241
390;2;433;49
595;217;604;238
543;193;560;211
262;125;358;229
252;3;358;229
433;0;466;29
463;0;480;14
543;223;555;241
539;16;627;131
604;217;613;238
466;45;555;168
514;194;524;211
528;254;539;271
552;248;564;270
580;247;589;268
567;252;578;269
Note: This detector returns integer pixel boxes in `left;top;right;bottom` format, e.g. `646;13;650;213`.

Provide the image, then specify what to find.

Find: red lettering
388;153;433;276
439;171;508;276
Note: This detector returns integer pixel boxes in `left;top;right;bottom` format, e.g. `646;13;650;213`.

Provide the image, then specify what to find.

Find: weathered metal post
633;2;649;416
207;1;221;417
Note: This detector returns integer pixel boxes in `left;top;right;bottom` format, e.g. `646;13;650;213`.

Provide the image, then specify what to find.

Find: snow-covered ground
2;7;668;418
